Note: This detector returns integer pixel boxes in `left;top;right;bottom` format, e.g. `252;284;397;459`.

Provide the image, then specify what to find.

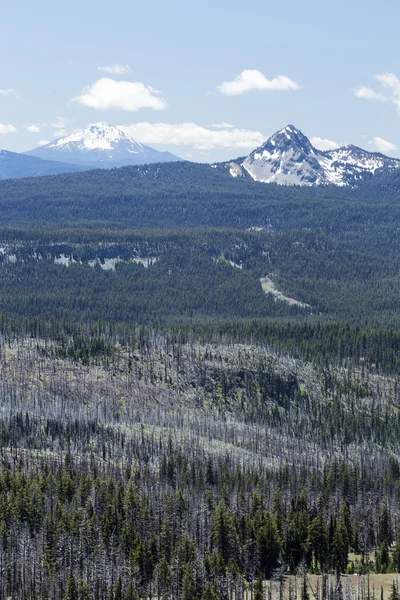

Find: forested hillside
1;317;400;599
1;162;400;598
0;226;398;326
0;160;399;231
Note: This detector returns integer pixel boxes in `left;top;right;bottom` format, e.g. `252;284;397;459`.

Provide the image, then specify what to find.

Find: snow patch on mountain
51;122;143;152
27;122;181;167
227;125;400;187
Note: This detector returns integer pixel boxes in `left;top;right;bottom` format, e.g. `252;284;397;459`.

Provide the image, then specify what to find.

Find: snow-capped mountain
27;122;181;167
225;125;400;186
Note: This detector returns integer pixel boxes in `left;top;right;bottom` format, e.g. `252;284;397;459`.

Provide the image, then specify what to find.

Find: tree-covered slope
0;160;399;230
0;317;399;598
0;227;398;326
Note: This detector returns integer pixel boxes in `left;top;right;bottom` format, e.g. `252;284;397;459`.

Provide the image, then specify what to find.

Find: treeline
183;319;400;375
1;311;400;375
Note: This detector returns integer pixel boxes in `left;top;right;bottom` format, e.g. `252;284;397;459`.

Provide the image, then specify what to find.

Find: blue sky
1;0;400;161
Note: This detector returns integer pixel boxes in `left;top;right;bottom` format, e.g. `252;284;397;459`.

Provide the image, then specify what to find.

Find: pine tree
392;527;400;572
254;572;264;600
114;577;123;600
378;502;393;547
301;572;309;600
389;581;400;600
201;582;219;600
64;571;78;600
182;562;198;600
124;583;140;600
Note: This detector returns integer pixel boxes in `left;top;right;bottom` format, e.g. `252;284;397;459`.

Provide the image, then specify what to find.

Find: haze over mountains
0;148;85;180
1;122;400;185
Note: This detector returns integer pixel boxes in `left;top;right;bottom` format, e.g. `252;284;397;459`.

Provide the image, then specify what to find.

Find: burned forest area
1;167;400;600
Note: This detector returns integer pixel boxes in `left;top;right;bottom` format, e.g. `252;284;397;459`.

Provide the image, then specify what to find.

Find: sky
1;0;400;162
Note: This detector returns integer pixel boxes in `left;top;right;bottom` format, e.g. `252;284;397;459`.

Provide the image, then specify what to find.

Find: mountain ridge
224;125;400;186
0;148;85;180
2;122;400;184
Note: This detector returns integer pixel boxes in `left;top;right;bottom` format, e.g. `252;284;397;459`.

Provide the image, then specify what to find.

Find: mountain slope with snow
226;125;400;186
27;123;181;167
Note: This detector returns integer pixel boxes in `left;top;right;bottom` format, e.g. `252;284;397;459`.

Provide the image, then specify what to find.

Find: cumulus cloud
37;140;50;146
217;69;299;96
0;88;17;96
311;136;339;151
24;118;69;137
119;122;265;150
97;64;131;74
210;122;234;129
25;124;41;133
368;136;398;153
0;124;16;135
50;117;67;129
48;118;69;138
73;78;167;111
354;87;388;102
376;73;400;94
354;73;400;114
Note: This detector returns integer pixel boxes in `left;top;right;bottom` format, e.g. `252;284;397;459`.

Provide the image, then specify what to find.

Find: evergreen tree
389;581;400;600
254;572;264;600
64;571;78;600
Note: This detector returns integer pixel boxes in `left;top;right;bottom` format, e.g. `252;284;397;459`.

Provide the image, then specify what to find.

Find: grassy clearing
243;574;400;599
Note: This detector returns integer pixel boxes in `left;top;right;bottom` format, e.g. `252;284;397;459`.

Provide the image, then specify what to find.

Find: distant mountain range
0;149;85;180
26;122;181;168
223;125;400;186
1;122;400;184
0;123;181;180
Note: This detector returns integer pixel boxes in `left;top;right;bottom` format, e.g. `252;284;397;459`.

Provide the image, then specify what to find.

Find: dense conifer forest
1;163;400;598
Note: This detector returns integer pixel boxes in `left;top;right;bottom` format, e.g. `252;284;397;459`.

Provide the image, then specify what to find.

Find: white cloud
375;72;400;96
0;124;16;135
53;129;67;138
47;118;69;138
97;64;131;74
37;140;50;146
210;122;234;129
119;122;265;150
72;78;167;111
354;86;388;102
24;118;69;137
368;136;398;153
311;136;339;151
354;73;400;114
217;69;299;96
25;123;41;133
50;117;67;129
0;88;17;96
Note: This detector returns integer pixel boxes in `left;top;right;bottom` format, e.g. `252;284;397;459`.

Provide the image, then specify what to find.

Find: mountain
0;148;85;180
26;122;181;167
225;125;400;186
16;122;400;186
